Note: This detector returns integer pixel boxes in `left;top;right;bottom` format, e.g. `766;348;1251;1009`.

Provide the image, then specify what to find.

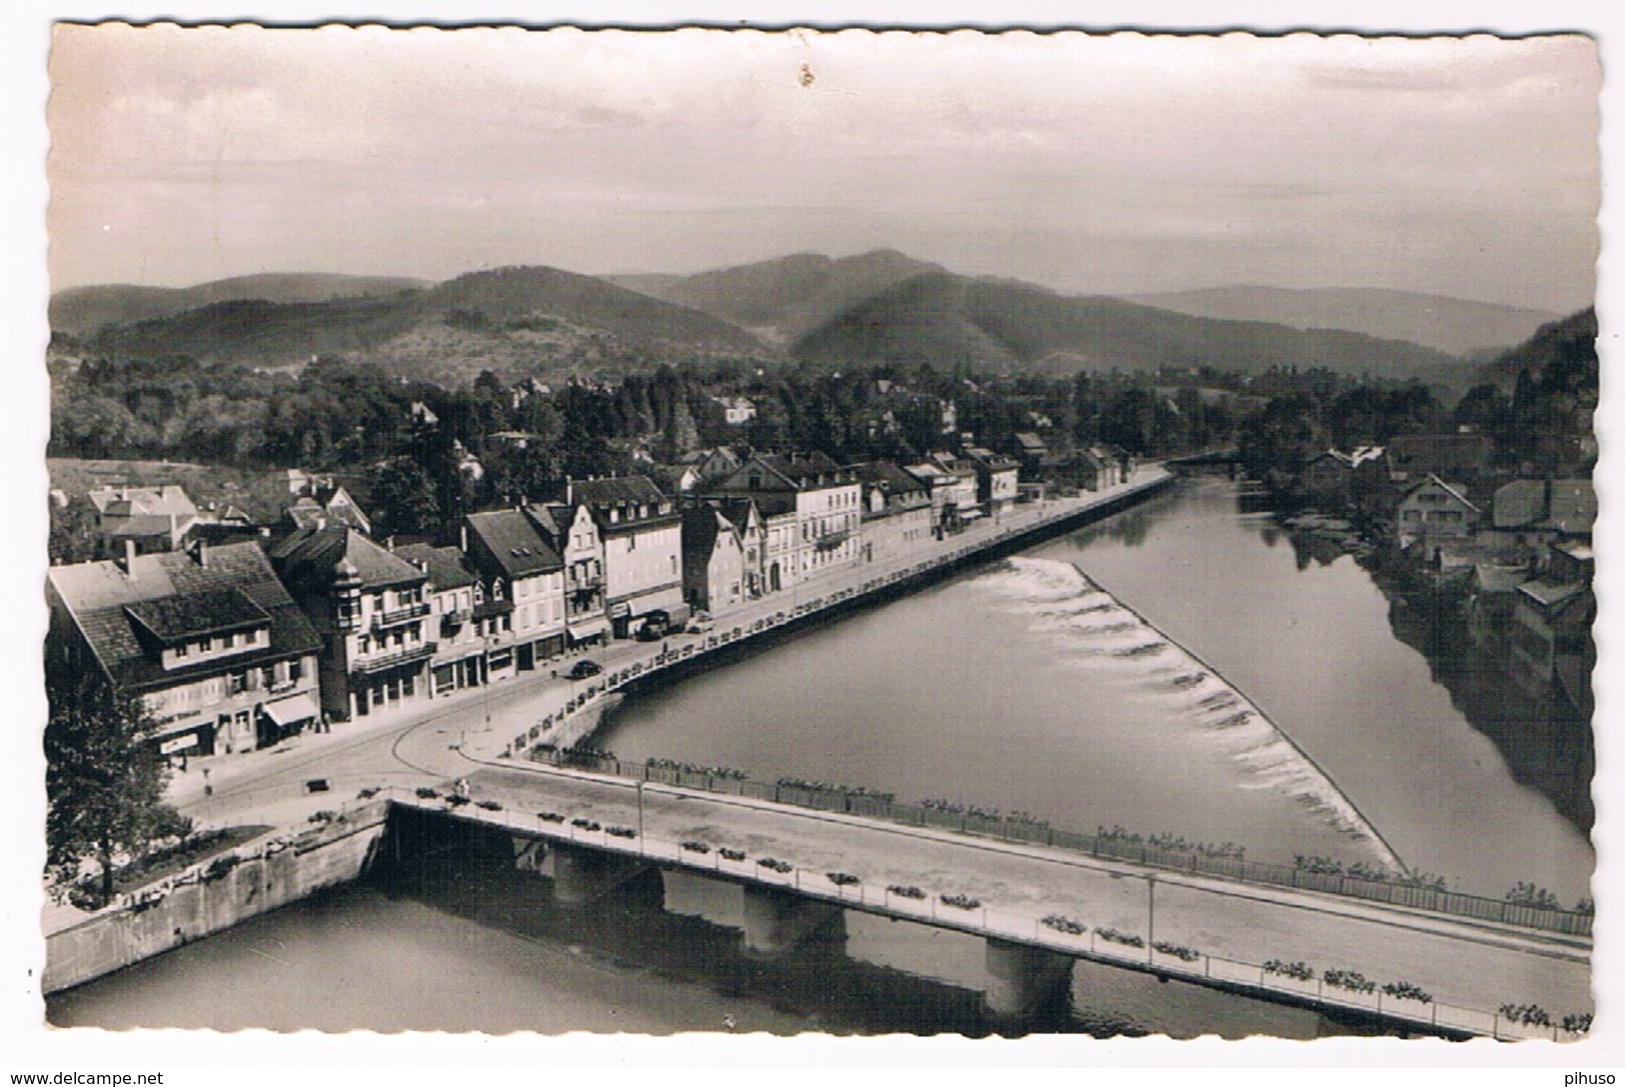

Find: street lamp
1146;873;1157;965
481;631;494;732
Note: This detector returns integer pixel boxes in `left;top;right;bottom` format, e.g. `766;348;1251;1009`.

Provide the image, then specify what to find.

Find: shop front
258;691;320;747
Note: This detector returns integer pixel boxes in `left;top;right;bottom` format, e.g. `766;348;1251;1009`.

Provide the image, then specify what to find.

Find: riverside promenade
457;465;1177;762
43;467;1172;937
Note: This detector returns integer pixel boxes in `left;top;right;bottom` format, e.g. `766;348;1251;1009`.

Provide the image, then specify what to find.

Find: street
168;470;1171;835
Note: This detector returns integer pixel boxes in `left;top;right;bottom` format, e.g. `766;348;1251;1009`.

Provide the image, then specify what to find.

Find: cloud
45;25;1599;311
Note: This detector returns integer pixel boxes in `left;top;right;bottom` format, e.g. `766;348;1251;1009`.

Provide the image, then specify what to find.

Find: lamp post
481;632;493;732
1146;873;1157;965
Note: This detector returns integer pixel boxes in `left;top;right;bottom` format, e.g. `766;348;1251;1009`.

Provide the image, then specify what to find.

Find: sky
47;24;1600;313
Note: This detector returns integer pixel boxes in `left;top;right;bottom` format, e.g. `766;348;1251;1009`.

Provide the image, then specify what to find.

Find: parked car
686;611;715;634
568;659;602;680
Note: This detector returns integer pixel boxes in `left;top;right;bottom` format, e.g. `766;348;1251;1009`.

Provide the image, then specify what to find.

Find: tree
45;669;186;904
373;457;441;538
48;497;100;565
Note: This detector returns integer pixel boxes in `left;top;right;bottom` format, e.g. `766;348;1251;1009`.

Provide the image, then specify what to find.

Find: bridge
1164;447;1242;468
379;758;1592;1040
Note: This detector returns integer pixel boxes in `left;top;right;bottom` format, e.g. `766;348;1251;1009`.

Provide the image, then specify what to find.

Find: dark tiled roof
848;460;930;498
570;475;669;508
126;588;269;643
465;510;562;578
282;492;370;532
965;448;1020;470
48;542;321;693
710;497;760;534
681;507;730;557
524;503;564;540
756;451;852;487
1493;479;1547;528
395;543;478;591
271;526;428;592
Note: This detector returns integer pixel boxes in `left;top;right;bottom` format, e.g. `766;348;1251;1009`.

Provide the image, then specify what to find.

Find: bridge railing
388;787;1583;1041
524;748;1591;939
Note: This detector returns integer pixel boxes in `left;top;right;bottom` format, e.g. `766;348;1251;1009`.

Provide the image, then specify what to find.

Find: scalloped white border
4;3;1618;1078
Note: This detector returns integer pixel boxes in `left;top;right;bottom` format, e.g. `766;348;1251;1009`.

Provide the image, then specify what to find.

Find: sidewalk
457;467;1173;764
60;472;1172;940
167;468;1170;819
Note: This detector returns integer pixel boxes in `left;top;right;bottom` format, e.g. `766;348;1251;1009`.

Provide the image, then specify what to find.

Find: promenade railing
386;787;1586;1041
500;469;1587;940
518;748;1591;939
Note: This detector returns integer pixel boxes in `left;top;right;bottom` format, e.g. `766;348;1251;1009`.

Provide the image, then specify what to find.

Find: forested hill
67;265;776;384
1121;285;1562;358
606;249;946;344
1473;308;1598;393
792;273;1475;385
49;273;433;336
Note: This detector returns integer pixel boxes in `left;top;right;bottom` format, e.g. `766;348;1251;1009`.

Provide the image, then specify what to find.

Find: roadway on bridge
449;758;1591;1031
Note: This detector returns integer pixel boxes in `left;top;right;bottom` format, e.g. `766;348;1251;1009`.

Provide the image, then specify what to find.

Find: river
47;475;1592;1035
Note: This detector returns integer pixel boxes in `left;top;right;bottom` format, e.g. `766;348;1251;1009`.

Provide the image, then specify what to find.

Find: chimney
197;541;209;568
460;523;469;554
122;538;137;576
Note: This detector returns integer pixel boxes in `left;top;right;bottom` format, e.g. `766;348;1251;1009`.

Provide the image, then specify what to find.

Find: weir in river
983;557;1405;873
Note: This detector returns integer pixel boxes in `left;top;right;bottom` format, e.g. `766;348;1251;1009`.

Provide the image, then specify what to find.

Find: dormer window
493;579;505;600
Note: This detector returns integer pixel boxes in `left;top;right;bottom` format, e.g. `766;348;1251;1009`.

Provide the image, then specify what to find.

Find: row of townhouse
45;450;1031;759
45;480;685;748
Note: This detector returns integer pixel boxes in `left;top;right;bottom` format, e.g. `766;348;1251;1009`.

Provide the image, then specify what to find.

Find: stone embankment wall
42;801;390;994
514;474;1177;760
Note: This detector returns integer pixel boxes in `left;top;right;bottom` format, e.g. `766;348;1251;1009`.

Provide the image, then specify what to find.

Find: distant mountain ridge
794;273;1474;383
606;249;946;344
1121;286;1561;357
56;255;1524;389
50;273;434;336
70;265;774;383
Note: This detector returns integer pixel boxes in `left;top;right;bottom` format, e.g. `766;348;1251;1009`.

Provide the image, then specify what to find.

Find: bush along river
46;475;1592;1035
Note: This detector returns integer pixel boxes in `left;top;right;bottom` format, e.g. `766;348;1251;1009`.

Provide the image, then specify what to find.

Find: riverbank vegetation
45;669;194;908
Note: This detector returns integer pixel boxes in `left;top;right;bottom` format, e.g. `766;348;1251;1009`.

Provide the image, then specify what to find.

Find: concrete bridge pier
982;937;1074;1023
740;885;843;957
549;843;651;908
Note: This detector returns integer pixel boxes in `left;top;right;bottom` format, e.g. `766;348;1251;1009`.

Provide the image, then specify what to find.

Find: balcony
372;601;430;629
353;641;437;674
814;529;851;552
